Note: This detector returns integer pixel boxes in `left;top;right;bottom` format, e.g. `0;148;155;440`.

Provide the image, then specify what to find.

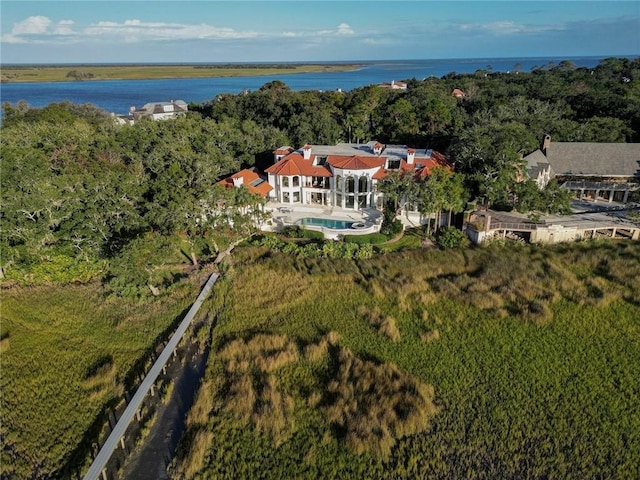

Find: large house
524;135;640;203
265;141;451;210
113;100;188;124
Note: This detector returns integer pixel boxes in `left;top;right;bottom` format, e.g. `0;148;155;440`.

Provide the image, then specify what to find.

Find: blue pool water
296;218;354;229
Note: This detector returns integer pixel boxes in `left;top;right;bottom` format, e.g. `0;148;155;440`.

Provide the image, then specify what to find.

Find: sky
1;1;638;64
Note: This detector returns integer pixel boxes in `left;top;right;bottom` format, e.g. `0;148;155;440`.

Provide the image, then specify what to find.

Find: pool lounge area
263;203;381;239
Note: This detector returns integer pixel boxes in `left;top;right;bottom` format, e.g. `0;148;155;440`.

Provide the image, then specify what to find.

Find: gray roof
523;149;551;179
545;142;640;178
300;142;433;161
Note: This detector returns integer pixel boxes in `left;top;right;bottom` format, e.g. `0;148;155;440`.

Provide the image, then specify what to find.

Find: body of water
0;57;612;115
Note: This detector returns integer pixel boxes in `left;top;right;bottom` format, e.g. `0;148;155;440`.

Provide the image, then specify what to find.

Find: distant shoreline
0;63;364;83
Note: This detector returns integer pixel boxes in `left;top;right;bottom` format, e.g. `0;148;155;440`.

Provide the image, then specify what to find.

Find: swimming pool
295;217;355;229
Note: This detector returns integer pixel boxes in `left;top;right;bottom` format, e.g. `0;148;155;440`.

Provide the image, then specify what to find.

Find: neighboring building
522;149;552;189
451;88;465;99
523;135;640;203
265;141;451;210
217;169;273;198
113;100;188;124
379;80;408;90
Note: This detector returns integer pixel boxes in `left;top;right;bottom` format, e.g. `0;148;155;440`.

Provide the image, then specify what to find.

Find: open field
0;63;361;83
174;241;640;479
0;278;209;479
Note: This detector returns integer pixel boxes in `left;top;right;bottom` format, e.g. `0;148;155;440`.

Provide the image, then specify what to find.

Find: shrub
280;225;304;238
301;229;325;240
436;227;468;249
380;219;403;237
343;233;388;244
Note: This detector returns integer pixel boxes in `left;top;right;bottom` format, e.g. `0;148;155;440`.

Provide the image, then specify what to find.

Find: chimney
302;144;312;160
542;134;551;154
407;148;415;165
232;177;244;188
373;142;383;155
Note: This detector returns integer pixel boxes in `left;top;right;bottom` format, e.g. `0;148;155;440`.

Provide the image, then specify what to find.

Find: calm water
0;57;609;115
296;218;355;229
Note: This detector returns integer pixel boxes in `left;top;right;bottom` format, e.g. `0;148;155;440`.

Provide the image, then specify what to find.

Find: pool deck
262;202;382;239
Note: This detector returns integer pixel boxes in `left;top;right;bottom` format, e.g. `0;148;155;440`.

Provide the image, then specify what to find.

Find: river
0;56;609;116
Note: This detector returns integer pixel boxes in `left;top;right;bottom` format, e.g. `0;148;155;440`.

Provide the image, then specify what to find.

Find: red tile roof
217;169;273;197
265;148;451;184
328;155;386;170
265;153;332;177
273;147;294;155
412;152;454;179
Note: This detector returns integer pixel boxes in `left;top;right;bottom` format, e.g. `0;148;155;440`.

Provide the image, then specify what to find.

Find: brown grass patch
178;428;214;479
421;329;441;343
358;305;401;342
215;333;299;445
323;347;438;458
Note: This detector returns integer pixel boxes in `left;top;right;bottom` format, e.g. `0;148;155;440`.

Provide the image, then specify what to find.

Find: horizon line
2;54;638;67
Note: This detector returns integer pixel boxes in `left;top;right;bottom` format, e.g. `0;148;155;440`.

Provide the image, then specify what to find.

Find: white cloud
1;14;358;48
54;20;75;36
12;15;52;35
316;23;355;37
1;16;258;44
456;21;564;36
337;23;354;36
83;19;257;41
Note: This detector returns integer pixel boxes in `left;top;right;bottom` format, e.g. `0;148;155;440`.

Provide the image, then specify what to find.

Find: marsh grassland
173;241;640;479
0;279;204;478
0;64;359;83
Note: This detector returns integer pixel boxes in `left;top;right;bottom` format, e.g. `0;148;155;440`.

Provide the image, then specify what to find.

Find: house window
387;159;401;170
313;176;328;188
282;192;290;203
336;175;343;190
293;191;300;203
359;176;368;193
346;195;355;209
346;176;355;193
282;177;289;187
292;176;300;187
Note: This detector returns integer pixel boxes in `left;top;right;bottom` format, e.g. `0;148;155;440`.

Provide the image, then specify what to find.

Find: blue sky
1;1;638;63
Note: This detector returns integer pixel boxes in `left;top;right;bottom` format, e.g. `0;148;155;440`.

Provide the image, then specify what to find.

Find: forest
1;57;640;478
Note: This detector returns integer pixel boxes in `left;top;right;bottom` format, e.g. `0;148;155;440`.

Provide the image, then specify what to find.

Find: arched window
359;176;368;193
292;176;300;187
282;176;289;187
336;175;343;190
346;176;355;193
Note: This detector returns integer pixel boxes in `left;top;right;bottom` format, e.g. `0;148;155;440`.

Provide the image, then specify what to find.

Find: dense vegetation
0;278;205;478
3;57;638;289
173;241;640;479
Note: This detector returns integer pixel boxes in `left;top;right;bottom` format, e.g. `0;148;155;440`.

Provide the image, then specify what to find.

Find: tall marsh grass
0;279;203;479
173;241;640;479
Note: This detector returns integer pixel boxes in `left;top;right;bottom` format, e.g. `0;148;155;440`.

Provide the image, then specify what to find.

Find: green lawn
173;241;640;479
